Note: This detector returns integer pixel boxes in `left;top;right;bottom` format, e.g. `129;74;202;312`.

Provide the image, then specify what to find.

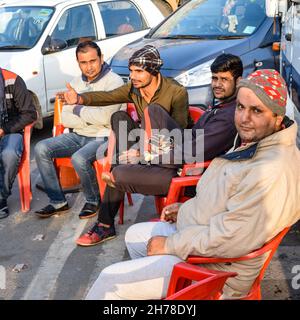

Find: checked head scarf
128;45;163;76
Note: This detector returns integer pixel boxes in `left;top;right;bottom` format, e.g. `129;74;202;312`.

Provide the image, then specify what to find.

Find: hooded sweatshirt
61;64;125;137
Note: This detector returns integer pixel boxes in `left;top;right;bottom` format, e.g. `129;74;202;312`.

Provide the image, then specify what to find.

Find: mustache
212;86;224;90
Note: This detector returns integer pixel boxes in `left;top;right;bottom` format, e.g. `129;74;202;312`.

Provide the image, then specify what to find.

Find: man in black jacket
76;54;243;246
0;68;37;218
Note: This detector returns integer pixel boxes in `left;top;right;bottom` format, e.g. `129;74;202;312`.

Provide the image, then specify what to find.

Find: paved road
0;120;300;300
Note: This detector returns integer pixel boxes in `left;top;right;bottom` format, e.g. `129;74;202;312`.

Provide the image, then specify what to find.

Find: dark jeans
110;111;140;163
98;164;178;225
0;133;23;202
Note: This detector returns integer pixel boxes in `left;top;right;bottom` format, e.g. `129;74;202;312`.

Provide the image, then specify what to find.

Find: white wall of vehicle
0;0;164;119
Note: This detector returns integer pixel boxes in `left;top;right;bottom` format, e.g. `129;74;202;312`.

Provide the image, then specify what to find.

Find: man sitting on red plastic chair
34;41;124;219
0;67;37;219
85;69;300;300
74;54;242;247
63;45;192;242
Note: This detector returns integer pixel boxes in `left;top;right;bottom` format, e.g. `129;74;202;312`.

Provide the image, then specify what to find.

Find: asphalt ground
0;118;300;300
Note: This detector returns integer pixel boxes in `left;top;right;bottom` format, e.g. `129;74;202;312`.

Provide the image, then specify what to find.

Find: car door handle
50;97;56;103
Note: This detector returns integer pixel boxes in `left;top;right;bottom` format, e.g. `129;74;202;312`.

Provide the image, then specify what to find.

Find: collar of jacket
212;91;237;108
220;142;258;161
130;73;163;98
221;117;295;162
81;62;111;84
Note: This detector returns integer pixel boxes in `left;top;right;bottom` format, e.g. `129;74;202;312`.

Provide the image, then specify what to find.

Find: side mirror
41;36;67;55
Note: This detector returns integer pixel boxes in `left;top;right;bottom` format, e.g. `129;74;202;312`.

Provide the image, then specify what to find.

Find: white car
0;0;164;118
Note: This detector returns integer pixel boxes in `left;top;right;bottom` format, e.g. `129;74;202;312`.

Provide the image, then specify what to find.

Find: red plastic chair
97;104;209;222
154;160;211;213
186;226;290;300
93;103;136;224
165;262;237;300
17;123;34;212
53;102;134;224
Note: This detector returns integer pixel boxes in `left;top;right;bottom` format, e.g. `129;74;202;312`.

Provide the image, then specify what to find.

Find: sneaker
35;203;69;218
78;202;99;219
0;200;9;219
76;223;116;247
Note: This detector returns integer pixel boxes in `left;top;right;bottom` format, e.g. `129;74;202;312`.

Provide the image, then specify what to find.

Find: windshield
150;0;266;39
0;6;54;49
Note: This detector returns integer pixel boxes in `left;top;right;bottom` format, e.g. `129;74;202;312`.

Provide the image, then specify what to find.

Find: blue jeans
0;133;23;202
34;133;107;205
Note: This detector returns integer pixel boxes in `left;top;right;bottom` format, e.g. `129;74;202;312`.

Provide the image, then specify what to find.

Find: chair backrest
189;106;205;123
166;262;237;300
187;226;290;299
245;226;290;299
126;103;139;121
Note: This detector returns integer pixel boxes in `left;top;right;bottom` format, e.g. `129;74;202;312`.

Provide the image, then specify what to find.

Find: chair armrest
127;103;139;122
187;227;290;265
53;123;65;137
181;160;211;176
166;262;237;300
165;176;201;206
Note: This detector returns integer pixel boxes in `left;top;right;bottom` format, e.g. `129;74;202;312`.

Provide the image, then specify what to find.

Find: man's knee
148;104;167;117
1;147;22;165
111;111;129;128
34;140;50;159
124;223;138;244
111;165;132;185
124;222;152;244
71;151;88;169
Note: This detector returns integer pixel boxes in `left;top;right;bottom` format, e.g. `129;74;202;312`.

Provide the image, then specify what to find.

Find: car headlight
175;59;214;87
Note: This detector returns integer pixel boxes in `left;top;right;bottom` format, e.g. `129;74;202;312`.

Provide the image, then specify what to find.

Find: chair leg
118;200;124;225
127;193;133;206
18;167;31;213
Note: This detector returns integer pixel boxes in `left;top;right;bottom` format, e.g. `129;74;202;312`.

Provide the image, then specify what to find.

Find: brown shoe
101;172;116;188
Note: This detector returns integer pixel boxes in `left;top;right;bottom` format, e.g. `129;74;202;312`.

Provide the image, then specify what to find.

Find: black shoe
0;200;9;219
35;203;69;218
78;202;99;220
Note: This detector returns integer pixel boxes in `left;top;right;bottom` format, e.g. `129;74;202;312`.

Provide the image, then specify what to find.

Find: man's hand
160;202;182;223
63;83;81;105
147;236;167;256
0;128;5;138
119;149;141;164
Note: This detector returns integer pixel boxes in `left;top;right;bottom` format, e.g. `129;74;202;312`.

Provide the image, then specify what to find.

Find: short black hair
211;54;243;80
76;41;101;59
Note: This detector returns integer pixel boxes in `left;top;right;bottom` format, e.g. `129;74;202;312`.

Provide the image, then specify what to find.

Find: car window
98;0;146;38
150;0;266;39
51;4;96;48
0;6;54;49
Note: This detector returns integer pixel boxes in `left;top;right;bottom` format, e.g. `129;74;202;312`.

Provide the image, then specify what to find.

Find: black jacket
193;98;237;161
0;68;37;134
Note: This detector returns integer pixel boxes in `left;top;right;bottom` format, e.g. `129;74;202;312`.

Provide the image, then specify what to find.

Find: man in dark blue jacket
0;68;37;218
76;54;243;246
